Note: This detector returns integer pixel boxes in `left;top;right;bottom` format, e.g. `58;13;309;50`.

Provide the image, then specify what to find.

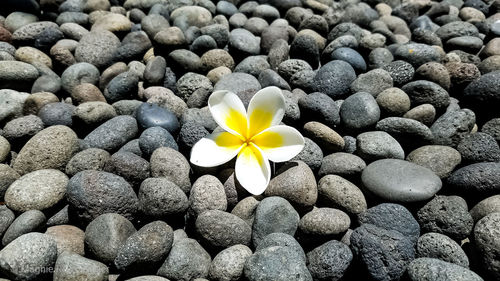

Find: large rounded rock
457;132;500;163
447;162;500;198
265;161;317;209
85;213;136;265
306;240;352;281
67;170;139;224
402;80;450;110
114;221;173;272
13;125;79;175
5;169;68;212
0;233;57;281
244;246;312;281
313;60;356;98
361;159;441;202
170;6;212;28
138;178;188;218
45;225;85;256
317;175;367;215
340;92;381;130
104;151;150;187
150;147;190;193
407;258;483;281
474;212;500;280
0;61;39;91
356;131;404;161
75;30;120;69
83;115;138;152
188;175;227;218
350;224;415;281
209;244;252;281
195;210;252;249
53;251;109;281
157;238;211;281
406;145;461;178
252;197;299;247
417;195;474;241
416;232;469;267
65;148;110;176
463;71;500;110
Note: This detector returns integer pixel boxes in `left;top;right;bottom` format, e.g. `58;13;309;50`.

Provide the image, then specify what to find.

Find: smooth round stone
13;125;79;175
350;69;393;96
228;28;261;58
65;148;110;176
318;152;366;179
416;232;469;267
313;60;356;98
299;207;350;236
470;195;500;222
5;169;67;212
376;87;411;116
157;238;211;281
138;178;188;218
0;136;10;163
407;258;483;281
330;47;366;73
75;30;120;69
340;92;381;130
356;131;404;161
252;197;299;247
258;69;291;90
114;221;173;272
104;71;139;103
67;170;139;223
83;115;138;152
209;244;252;281
53;252;109;281
4;12;38;32
2;210;46;246
195;210;251;249
61;62;100;94
0;61;39;91
290;35;320;69
255;232;305;262
298;92;340;128
394;43;442;67
170;6;212;28
84;213;136;264
139;126;178;158
0;233;57;281
38;102;75;127
376;117;434;148
307;240;352;281
213;72;261;107
350;224;415;281
136;102;179;134
244;246;312;281
447;36;483;52
361;159;442;202
150;147;190;193
435;21;479;41
474;212;500;279
303;121;344;153
402;80;450;110
406;145;461;179
447;162;500;198
188;175;227;218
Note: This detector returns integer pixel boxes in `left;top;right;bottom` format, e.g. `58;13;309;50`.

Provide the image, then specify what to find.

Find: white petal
208;90;248;138
190;132;244;167
251;125;305;162
247;86;286;138
235;143;271;195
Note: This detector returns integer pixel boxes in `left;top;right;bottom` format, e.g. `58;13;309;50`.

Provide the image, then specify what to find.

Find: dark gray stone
356;131;405;161
318;152;366;179
104;151;150;187
382;60;415;86
53;251;109;281
416;232;469;267
329;47;366;73
376;117;434;148
83;115;138;152
447;162;500;198
361;159;442;202
402;80;450;110
430;109;475;147
38;102;75;127
306;240;353;281
138;126;178;158
255;233;306;262
136;102;179;133
213;72;261;107
340;92;381;130
407;258;483;281
2;210;45;246
474;212;500;280
138;177;188;219
457;132;500;163
209;244;252;281
298;92;340;128
394;43;442;67
291;138;323;171
195;210;252;249
65;148;111;176
313;60;356;98
104;71;140;103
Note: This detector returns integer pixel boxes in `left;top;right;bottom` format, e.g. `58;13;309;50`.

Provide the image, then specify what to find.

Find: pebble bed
0;0;500;280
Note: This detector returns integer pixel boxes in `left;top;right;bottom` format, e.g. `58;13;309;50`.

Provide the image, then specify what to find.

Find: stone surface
407;258;483;281
416;232;469;267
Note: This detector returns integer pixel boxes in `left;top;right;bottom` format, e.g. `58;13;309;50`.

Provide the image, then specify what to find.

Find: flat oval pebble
361;159;442;202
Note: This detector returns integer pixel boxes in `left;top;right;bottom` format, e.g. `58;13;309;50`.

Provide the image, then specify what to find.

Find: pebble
356;131;405;161
0;206;15;239
303;121;344;153
2;115;44;143
114;221;173;272
84;213;136;264
415;62;451;90
104;71;139;103
138;177;188;218
457;132;500;163
306;240;352;281
430;109;476;147
350;224;415;281
5;169;67;212
402;80;450;110
0;89;30;123
376;87;411;116
157;238;211;281
299;207;350;236
136;102;179;134
0;61;39;91
188;175;227;219
53;251;109;281
2;209;46;246
13;125;79;175
340;92;381;130
45;225;85;256
38;102;75;127
231;196;259;226
265;161;317;209
470;195;500;222
350;69;393;96
417;195;474;240
60;62;100;94
252;196;299;247
195;210;252;249
104;151;149;187
209;244;252;281
403;104;436;125
358;203;420;244
407;258;483;281
394;43;442;67
361;159;442;202
313;60;356;98
73;101;117;126
213;72;261;107
376;117;434;148
318;152;366;179
150;147;191;193
244;246;312;281
416;232;469;267
474;212;500;279
406;145;461;178
329;47;366;73
291;137;323;171
75;30;120;69
447;162;500;198
83;115;138;152
67;170;139;223
65;148;110;176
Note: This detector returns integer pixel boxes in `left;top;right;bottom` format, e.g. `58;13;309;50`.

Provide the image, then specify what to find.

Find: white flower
190;86;305;195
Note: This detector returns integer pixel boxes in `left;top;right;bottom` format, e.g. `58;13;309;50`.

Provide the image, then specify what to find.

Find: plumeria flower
190;86;305;195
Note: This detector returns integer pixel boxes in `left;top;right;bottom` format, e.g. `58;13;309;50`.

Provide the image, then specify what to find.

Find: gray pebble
416;232;469;267
306;240;352;281
53;251;109;281
83;115;138;152
340;92;381;130
407;258;483;281
356;131;404;161
65;148;110;176
195;210;252;249
209;244;252;281
150;147;191;193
